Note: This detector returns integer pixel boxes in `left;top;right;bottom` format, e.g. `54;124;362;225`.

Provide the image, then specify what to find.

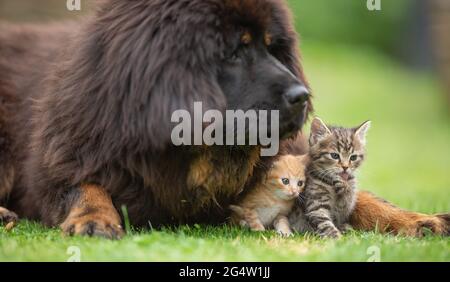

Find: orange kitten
229;154;309;236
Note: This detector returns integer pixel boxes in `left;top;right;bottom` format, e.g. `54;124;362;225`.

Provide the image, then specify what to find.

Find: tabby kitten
304;117;371;238
229;154;309;237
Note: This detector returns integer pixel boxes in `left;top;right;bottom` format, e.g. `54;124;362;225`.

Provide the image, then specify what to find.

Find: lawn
1;43;449;262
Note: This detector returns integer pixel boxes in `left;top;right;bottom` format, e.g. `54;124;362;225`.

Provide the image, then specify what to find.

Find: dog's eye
282;178;289;185
241;31;252;45
264;33;272;46
330;153;340;160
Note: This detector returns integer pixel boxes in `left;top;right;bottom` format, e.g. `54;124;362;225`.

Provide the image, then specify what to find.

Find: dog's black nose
285;85;309;105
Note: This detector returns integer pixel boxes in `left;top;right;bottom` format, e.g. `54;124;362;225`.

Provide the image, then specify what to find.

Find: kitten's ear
296;154;309;165
354;121;371;145
229;205;245;217
310;117;332;146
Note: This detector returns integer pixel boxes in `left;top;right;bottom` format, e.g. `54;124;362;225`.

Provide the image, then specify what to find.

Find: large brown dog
0;0;448;239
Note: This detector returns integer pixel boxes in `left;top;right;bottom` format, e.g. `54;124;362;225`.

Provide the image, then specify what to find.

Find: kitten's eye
350;155;358;161
297;180;304;187
330;153;340;160
282;178;290;185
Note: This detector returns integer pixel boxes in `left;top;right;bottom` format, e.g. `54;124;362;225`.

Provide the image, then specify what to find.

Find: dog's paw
61;216;124;240
414;216;449;237
437;213;450;236
0;207;18;224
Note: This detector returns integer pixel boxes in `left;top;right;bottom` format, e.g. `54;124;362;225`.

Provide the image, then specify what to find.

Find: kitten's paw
277;229;294;237
333;180;348;193
239;220;249;228
0;207;18;224
339;223;353;234
320;228;342;239
335;184;350;195
250;224;266;232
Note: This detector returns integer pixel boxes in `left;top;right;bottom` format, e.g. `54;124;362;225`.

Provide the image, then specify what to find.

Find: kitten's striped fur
304;118;371;238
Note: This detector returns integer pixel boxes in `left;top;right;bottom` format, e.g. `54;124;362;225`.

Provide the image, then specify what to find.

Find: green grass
1;42;449;262
1;222;449;262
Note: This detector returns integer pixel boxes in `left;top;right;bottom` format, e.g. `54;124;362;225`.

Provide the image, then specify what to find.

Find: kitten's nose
342;166;349;172
291;190;300;197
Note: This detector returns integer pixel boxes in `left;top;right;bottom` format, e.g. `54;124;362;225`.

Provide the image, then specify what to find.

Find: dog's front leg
60;184;124;239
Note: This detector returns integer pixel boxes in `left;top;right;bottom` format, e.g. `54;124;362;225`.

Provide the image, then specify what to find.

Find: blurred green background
0;0;449;262
292;0;412;56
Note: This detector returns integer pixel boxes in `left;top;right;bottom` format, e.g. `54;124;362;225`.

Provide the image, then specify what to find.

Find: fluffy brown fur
0;0;310;235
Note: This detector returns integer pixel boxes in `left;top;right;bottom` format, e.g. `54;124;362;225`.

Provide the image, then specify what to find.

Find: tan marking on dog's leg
0;206;18;224
60;184;124;239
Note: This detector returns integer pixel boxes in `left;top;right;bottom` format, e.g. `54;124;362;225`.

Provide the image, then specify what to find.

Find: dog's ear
82;2;226;151
100;2;227;152
36;2;226;182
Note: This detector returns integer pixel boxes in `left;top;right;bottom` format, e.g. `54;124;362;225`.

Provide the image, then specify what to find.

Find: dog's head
218;0;311;139
77;0;311;151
